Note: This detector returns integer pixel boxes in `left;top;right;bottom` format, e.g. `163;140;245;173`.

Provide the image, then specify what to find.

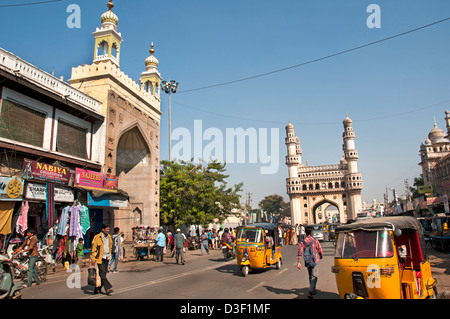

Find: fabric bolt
0;201;16;235
46;183;56;228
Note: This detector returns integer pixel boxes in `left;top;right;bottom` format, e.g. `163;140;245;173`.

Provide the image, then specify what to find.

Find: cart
133;240;157;261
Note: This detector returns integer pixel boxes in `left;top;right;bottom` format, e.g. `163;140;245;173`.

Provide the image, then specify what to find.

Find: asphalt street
21;242;339;300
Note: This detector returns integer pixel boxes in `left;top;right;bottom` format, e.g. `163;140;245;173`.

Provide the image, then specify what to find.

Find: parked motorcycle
11;253;47;282
221;242;235;261
0;254;23;299
39;245;56;273
188;236;200;250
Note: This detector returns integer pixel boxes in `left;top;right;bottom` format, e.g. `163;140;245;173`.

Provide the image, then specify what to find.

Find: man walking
155;228;166;262
200;229;209;256
108;227;121;273
174;228;186;265
297;227;323;299
91;224;113;295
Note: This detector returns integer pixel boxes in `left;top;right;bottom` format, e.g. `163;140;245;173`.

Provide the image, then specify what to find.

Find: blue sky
1;0;450;208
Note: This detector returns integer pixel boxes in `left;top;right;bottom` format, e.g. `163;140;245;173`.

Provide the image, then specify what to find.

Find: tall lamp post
161;80;179;161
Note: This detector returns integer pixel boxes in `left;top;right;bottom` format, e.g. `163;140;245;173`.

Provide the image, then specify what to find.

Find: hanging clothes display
79;205;90;234
57;205;70;236
69;205;83;253
15;201;29;236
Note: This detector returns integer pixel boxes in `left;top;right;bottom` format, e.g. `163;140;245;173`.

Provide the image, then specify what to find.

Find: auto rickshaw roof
237;223;279;231
335;216;422;233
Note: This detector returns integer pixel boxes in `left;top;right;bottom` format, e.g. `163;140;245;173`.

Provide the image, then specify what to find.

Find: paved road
22;242;339;300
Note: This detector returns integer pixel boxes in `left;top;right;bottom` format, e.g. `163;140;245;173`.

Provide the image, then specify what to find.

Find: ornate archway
116;126;151;176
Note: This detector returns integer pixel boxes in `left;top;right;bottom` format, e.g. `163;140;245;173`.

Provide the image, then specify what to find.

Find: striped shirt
297;235;323;265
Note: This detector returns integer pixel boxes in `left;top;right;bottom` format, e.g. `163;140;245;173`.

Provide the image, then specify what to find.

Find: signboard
22;159;74;185
0;177;24;200
418;185;433;194
25;182;74;202
87;192;128;208
74;168;118;191
75;168;104;189
104;174;118;190
426;197;443;206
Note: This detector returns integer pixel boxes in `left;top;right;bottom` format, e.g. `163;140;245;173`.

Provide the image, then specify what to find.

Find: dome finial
150;42;155;56
107;0;114;11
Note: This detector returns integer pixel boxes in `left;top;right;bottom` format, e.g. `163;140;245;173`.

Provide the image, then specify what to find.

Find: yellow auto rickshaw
332;216;437;299
235;223;282;277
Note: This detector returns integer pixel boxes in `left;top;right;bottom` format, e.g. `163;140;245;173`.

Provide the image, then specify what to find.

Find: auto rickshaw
235;223;282;277
332;216;437;299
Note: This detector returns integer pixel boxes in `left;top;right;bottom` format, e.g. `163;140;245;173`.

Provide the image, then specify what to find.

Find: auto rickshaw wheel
241;266;249;277
276;259;281;270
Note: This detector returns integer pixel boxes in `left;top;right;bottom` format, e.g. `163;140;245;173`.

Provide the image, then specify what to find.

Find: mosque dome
101;1;118;27
428;123;448;144
343;114;352;126
145;43;159;69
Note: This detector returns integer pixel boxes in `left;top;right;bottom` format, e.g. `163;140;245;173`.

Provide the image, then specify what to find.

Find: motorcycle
188;236;200;250
222;242;235;261
11;253;47;282
0;255;23;299
39;245;56;273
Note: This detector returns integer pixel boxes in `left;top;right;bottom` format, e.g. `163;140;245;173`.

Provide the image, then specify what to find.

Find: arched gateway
285;116;363;225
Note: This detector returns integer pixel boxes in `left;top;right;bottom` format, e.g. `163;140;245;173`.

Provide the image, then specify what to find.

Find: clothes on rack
16;201;29;236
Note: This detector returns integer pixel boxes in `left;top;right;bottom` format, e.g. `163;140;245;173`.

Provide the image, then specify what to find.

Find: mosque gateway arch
285;116;362;225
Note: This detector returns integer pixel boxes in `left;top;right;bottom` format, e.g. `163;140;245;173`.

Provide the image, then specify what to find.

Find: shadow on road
263;285;340;299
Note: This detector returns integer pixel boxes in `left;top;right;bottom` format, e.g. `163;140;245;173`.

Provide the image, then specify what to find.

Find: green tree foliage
160;160;243;227
258;194;290;223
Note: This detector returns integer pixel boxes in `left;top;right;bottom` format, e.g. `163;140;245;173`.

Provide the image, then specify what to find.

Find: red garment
297;235;323;264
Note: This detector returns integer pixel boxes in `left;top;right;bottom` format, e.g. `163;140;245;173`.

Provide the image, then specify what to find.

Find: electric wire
178;17;450;94
0;0;62;7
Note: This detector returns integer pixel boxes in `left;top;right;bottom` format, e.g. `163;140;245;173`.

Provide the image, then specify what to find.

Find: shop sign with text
75;168;118;191
0;177;24;200
22;159;74;185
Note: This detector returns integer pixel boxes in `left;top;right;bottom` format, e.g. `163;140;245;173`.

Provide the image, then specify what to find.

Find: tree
258;194;290;223
159;159;243;227
409;174;424;199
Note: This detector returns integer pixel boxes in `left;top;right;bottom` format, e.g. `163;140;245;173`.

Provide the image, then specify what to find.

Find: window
0;99;46;147
335;230;394;258
237;228;262;243
56;120;88;159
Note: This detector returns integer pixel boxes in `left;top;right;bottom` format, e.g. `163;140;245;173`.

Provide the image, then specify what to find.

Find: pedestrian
15;228;40;288
200;229;209;255
300;224;306;241
155;228;166;262
108;227;121;273
297;227;323;299
90;224;113;295
169;231;175;257
76;238;84;271
174;228;186;265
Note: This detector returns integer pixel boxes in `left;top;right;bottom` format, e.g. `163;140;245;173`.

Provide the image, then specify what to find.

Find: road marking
246;281;265;293
82;266;213;299
276;268;288;276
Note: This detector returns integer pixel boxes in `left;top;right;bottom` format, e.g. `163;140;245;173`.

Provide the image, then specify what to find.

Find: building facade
69;1;162;231
419;112;450;188
285;115;362;225
0;46;105;242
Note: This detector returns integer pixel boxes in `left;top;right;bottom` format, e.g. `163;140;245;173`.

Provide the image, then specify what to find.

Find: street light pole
161;80;179;161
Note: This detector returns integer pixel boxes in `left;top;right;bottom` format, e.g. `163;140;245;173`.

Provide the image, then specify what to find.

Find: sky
1;0;450;209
